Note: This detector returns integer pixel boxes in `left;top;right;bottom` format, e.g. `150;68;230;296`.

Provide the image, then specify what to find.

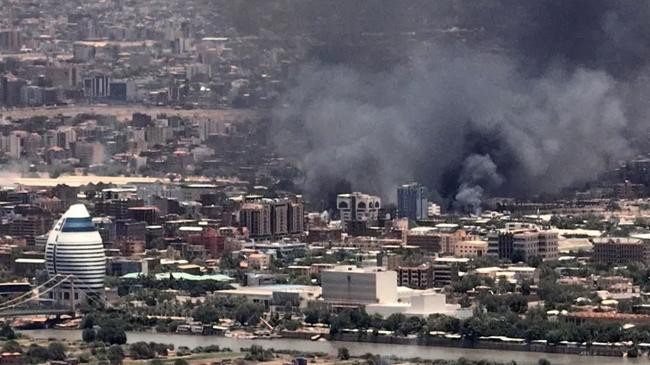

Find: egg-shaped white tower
45;204;106;303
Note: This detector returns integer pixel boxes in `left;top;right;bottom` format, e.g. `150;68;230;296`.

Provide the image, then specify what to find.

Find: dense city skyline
1;1;650;364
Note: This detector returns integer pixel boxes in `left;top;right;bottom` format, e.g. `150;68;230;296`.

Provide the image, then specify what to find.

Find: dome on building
45;204;106;301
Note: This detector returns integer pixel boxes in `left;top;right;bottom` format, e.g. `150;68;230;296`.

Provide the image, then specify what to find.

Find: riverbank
278;329;630;357
20;329;647;365
328;332;628;358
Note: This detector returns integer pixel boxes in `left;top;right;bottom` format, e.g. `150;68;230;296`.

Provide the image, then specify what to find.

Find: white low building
366;287;470;318
321;265;469;318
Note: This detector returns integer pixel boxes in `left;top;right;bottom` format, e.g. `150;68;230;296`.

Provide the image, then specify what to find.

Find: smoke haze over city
7;0;650;360
272;1;650;210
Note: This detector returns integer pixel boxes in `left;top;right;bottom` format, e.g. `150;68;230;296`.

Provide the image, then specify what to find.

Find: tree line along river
20;329;648;365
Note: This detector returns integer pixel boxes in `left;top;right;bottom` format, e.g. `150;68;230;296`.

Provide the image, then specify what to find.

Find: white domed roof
63;203;91;219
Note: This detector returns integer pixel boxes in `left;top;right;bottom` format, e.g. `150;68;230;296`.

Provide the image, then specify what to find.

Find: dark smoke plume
271;2;650;210
500;1;650;78
454;154;504;213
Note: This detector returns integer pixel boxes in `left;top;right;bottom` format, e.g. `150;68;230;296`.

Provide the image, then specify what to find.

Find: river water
21;329;646;365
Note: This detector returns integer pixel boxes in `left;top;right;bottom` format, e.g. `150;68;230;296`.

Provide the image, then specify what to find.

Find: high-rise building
45;204;106;304
11;215;52;246
337;192;381;222
56;127;77;149
73;141;105;166
0;30;22;51
83;72;111;98
397;183;428;220
287;195;304;235
238;196;303;238
270;199;288;236
239;203;271;237
95;197;144;220
0;132;22;159
0;74;26;106
336;192;381;235
537;231;559;260
145;124;172;147
615;180;645;199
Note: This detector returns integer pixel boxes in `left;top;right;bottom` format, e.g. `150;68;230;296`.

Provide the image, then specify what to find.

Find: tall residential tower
397;183;428;221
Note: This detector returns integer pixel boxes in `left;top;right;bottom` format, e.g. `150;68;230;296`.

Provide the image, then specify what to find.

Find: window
61;217;96;232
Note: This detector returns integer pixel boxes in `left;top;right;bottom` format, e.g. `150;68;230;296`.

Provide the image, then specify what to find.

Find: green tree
546;329;564;345
81;314;95;329
304;308;320;324
461;316;488;341
506;294;528;314
427;314;461;333
284;320;301;331
245;345;273;361
1;340;22;353
97;323;127;345
235;303;262;326
453;274;493;293
129;342;155;359
78;352;92;363
329;310;353;335
397;316;425;336
0;322;16;339
383;313;407;331
628;346;639;358
25;344;50;363
107;344;125;365
47;342;67;361
82;328;96;343
191;305;219;324
337;347;350;360
117;285;130;296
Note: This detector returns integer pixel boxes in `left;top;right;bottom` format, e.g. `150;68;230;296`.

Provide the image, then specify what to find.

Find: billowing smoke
455;154;503;213
270;2;650;211
454;185;483;215
498;1;650;78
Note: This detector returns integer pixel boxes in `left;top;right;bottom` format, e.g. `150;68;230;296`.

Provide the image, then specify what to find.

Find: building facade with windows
45;204;106;305
397;183;428;221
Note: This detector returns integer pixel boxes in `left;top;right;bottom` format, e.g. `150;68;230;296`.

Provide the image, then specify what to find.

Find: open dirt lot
0;105;258;122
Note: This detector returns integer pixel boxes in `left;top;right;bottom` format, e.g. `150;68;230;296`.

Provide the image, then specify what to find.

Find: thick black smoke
500;1;650;78
270;2;650;210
